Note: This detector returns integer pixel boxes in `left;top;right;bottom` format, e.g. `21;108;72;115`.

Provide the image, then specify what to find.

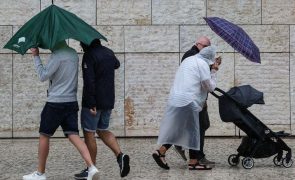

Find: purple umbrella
204;17;261;63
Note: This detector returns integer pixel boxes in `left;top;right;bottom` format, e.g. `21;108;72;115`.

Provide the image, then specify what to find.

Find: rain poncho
158;46;217;150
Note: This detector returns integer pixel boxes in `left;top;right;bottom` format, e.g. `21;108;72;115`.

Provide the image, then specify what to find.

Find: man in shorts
23;41;99;180
74;39;130;179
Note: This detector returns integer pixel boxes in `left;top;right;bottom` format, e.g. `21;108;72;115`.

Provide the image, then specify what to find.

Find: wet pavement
0;137;294;180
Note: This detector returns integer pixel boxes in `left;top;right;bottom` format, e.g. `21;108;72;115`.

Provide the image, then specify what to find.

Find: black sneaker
74;168;88;180
117;153;130;177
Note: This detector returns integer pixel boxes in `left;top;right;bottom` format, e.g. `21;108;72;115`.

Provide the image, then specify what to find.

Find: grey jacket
34;45;79;102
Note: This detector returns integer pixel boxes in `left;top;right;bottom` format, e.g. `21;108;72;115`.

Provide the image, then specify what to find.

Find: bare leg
83;131;97;164
68;134;93;167
97;130;121;157
159;146;168;155
37;134;50;173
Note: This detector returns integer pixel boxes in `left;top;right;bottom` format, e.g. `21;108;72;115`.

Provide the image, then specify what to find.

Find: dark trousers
163;106;209;160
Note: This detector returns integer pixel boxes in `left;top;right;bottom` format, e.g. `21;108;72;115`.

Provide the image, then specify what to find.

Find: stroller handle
210;87;227;99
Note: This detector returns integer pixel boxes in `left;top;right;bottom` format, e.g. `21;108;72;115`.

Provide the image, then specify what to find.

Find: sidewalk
0;138;294;180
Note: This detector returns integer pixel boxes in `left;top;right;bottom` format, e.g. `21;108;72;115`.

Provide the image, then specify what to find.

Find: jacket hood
197;46;216;65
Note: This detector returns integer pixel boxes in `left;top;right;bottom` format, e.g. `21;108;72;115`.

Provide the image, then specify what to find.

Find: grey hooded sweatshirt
34;42;79;102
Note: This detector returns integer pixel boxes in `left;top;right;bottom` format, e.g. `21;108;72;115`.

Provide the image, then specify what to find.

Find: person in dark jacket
75;39;130;179
156;36;220;169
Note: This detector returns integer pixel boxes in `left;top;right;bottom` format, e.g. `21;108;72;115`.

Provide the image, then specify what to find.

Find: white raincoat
157;46;217;150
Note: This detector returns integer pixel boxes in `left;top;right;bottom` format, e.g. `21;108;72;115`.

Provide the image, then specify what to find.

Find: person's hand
211;61;220;71
90;107;97;116
215;56;222;65
30;48;39;57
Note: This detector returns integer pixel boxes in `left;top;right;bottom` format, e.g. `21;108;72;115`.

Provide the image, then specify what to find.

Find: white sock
88;165;97;172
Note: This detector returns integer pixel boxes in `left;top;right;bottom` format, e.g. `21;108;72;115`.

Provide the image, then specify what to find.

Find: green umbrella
3;4;107;55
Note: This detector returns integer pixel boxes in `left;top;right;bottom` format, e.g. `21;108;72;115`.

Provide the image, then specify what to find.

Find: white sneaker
87;166;99;180
23;171;46;180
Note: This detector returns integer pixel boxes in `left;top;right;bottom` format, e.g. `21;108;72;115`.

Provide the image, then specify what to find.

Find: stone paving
0;138;294;180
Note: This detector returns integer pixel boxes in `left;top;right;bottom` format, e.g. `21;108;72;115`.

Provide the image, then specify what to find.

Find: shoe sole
121;154;130;177
74;177;87;180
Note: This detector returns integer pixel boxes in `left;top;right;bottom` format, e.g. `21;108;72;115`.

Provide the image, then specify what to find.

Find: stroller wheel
242;157;254;169
282;158;293;168
228;154;239;166
273;155;282;166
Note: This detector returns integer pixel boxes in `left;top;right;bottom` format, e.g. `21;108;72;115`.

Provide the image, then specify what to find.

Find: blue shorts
81;108;112;132
39;102;79;137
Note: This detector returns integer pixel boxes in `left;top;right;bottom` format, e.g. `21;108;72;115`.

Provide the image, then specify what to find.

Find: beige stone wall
0;0;294;137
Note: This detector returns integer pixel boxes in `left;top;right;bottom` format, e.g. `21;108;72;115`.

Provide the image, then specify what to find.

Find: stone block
291;53;295;135
152;0;206;25
125;53;179;136
0;0;40;25
207;0;261;24
0;26;12;54
0;54;12;137
291;26;295;53
41;0;96;25
69;26;124;53
12;54;48;137
125;26;179;52
262;0;295;24
206;53;235;136
109;54;125;136
97;0;151;25
240;25;289;53
235;53;290;125
180;25;234;53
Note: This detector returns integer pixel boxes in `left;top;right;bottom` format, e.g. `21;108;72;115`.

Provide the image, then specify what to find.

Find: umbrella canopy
4;5;107;55
204;17;260;63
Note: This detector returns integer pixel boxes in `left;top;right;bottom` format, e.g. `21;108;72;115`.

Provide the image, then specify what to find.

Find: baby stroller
211;85;293;169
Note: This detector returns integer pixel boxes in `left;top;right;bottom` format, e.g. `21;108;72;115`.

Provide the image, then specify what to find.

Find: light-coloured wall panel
0;54;12;137
235;53;290;125
97;0;151;25
180;25;234;53
125;26;179;52
241;25;289;53
262;0;295;24
42;0;96;25
110;54;125;136
0;26;12;54
291;26;295;53
13;54;48;137
207;0;261;24
125;53;179;136
69;26;124;53
152;0;206;25
291;53;295;135
0;0;40;25
207;53;235;136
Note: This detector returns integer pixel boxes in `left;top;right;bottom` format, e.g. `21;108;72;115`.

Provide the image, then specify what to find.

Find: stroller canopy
226;85;265;108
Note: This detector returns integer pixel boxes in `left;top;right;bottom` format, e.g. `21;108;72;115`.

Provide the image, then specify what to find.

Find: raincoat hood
197;46;216;65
